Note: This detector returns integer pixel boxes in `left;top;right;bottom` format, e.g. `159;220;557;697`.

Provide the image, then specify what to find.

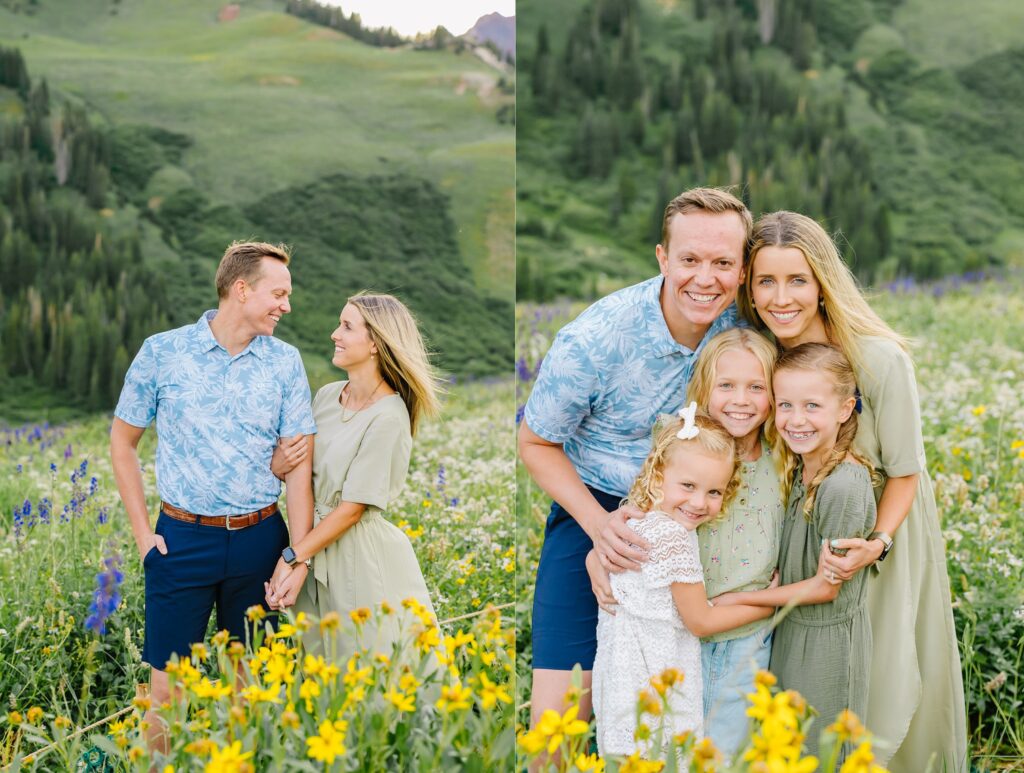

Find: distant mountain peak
463;12;514;59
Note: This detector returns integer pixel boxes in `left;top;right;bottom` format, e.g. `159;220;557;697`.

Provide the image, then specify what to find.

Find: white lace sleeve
637;513;704;588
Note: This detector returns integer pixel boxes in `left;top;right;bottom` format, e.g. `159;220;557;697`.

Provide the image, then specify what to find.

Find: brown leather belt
160;501;279;530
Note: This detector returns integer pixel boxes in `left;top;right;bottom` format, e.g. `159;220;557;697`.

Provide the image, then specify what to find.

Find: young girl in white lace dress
591;409;777;758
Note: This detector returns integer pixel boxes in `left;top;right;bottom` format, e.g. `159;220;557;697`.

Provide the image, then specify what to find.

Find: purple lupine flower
437;464;446;495
12;505;23;539
64;444;72;460
515;356;533;382
39;498;51;525
84;553;124;636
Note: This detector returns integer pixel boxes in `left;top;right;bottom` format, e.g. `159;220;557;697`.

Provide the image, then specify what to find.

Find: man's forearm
110;438;153;549
283;445;314;545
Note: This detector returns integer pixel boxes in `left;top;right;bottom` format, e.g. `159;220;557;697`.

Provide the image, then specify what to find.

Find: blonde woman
266;292;443;660
740;211;967;772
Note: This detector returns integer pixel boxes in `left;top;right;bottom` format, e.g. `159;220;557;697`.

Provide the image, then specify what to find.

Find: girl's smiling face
707;348;771;447
659;446;734;530
773;368;855;467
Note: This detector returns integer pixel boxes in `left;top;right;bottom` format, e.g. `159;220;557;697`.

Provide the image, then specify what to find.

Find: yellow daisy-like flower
827;709;866;743
972;405;986;416
477;671;512;710
192;677;232;700
240;684;281;704
417;625;441;653
7;711;23;725
275;623;297;639
380;600;394;615
53;715;72;729
754;669;778;688
320;611;341;633
399;671;421;692
517;728;546;755
306;719;349;764
534;705;590;754
263;654;296;686
839;741;887;773
212;629;231;647
619;753;665;773
303;654;327;679
127;747;146;763
637;689;662;716
190;643;209;662
204;740;254;773
245;605;266;622
184;739;218;756
300;679;321;712
436;680;473;713
692;737;723;772
350;607;372;626
343;656;373;688
132;696;152;712
281;703;300;730
574;753;606;772
384;688;417;712
25;706;43;724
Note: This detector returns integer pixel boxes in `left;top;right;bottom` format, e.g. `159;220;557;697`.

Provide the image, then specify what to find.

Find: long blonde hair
738;211;909;377
348;292;444;436
686;328;784;489
773;343;880;516
627;412;742;523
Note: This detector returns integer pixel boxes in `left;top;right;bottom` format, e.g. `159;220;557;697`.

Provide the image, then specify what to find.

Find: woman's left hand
269;557;293;593
710;592;739;607
267;564;308;609
821;538;884;581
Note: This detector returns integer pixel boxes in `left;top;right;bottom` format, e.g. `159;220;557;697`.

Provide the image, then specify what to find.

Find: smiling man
110;241;316;751
518;187;751;733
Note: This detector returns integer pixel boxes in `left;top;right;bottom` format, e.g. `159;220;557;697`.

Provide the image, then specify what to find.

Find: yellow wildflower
191;643;209;662
320;611;341;633
417;625;441;652
518;728;547;755
839;741;886;773
619;753;664;773
275;623;297;639
212;629;230;647
754;669;778;688
192;677;232;701
240;684;281;704
477;671;512;710
380;601;394;615
7;711;22;725
399;671;421;692
692;737;723;772
972;405;986;416
384;688;417;712
574;753;606;772
300;679;321;712
204;740;254;773
343;655;373;687
245;605;266;622
281;703;300;730
533;705;590;754
637;689;662;716
828;709;866;743
128;747;146;763
436;680;473;713
306;719;348;764
350;607;372;625
132;696;152;712
26;706;43;724
53;715;72;729
185;739;218;756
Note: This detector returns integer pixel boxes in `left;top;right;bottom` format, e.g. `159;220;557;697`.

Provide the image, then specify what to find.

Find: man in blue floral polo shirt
519;188;752;729
111;241;316;749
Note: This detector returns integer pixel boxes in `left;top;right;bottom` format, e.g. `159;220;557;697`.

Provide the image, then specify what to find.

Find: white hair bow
676;401;699;440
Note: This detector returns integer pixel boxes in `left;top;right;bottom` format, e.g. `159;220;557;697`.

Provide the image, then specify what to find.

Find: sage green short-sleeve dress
853;338;968;772
769;462;877;761
295;381;436;662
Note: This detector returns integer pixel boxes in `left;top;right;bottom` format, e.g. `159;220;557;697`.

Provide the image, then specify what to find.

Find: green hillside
0;0;514;416
516;0;1024;300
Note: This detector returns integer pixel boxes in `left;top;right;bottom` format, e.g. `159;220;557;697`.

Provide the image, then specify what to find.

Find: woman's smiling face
749;246;828;348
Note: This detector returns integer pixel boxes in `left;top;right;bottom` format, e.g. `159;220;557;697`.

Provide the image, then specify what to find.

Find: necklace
339;379;385;422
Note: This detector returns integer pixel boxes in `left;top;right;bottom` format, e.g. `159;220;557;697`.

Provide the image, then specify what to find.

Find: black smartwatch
282;546;298;566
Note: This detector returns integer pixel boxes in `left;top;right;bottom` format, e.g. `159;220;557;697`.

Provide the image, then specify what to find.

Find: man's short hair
660;187;753;253
215;241;291;299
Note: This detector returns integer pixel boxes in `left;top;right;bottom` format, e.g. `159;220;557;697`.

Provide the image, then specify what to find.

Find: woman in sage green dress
739;211;968;772
266;292;443;661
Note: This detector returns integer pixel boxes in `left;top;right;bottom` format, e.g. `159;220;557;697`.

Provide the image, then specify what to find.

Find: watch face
282;546;297;565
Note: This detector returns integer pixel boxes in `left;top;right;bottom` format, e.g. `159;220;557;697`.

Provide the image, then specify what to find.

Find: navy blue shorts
531;487;622;671
142;509;289;669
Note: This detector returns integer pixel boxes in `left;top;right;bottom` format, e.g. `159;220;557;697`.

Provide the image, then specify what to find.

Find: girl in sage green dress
713;343;878;762
265;292;443;662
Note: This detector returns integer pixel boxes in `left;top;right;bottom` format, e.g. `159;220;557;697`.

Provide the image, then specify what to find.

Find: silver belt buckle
225;513;245;531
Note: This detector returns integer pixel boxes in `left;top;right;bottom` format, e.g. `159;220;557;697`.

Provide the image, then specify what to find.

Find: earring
818;297;825;308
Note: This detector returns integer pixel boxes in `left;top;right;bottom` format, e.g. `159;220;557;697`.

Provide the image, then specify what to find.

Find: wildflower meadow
515;274;1024;771
0;379;516;770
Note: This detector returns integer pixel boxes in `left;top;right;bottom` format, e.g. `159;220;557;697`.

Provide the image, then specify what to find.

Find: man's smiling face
656;210;746;341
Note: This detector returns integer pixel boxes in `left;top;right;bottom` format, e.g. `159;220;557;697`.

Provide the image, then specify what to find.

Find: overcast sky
320;1;514;37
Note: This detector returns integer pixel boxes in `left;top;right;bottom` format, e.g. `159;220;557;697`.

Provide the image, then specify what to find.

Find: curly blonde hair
627;412;741;523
